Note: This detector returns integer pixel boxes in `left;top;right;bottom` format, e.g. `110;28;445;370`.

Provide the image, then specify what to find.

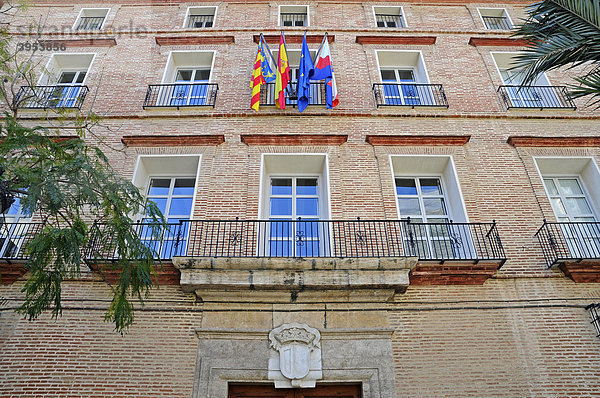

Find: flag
297;33;314;113
309;35;339;109
274;32;290;109
250;37;275;111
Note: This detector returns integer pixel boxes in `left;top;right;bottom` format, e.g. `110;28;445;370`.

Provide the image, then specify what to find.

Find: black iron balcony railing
143;83;218;109
260;81;326;107
280;13;307;26
588;303;600;338
482;16;512;30
86;219;506;262
0;222;44;261
375;14;405;28
75;16;105;30
373;83;449;108
15;85;89;110
497;85;576;110
535;221;600;267
187;14;214;28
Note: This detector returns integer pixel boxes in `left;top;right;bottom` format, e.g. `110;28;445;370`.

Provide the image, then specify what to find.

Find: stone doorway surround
193;326;397;398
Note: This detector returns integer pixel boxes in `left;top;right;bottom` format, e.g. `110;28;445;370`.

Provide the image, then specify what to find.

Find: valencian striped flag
250;36;275;111
274;32;290;109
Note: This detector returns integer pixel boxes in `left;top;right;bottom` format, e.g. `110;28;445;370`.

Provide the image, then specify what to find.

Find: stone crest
268;323;322;388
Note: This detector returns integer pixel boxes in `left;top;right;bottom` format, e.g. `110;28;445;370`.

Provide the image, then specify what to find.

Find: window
260;154;330;257
279;5;309;27
19;53;94;109
373;6;406;28
0;195;33;258
536;158;600;259
154;51;215;107
73;8;109;30
133;155;202;258
391;155;470;259
184;6;216;28
228;384;362;398
492;52;561;109
478;8;512;30
376;51;443;107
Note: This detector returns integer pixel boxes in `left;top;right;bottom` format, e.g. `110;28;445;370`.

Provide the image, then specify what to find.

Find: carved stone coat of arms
267;323;323;388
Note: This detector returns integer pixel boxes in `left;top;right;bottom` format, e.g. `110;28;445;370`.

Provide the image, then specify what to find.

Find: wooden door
229;384;362;398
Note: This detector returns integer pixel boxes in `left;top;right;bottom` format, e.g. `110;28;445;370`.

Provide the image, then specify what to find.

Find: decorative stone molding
193;327;397;398
268;323;322;388
366;134;470;146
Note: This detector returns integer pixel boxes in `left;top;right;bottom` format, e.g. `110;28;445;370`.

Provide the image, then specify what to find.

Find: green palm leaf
512;0;600;106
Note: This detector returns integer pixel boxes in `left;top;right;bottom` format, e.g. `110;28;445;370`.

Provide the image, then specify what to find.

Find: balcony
15;85;89;110
375;14;405;28
535;221;600;282
497;85;576;110
373;83;449;108
280;13;307;26
86;219;505;262
75;16;105;30
143;83;218;109
186;14;214;28
536;221;600;266
482;16;512;30
0;222;44;261
260;82;326;107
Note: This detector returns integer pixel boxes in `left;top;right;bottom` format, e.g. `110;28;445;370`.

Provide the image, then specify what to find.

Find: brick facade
1;0;600;397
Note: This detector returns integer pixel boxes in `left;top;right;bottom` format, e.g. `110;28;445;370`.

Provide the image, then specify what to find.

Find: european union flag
260;40;276;83
297;33;314;113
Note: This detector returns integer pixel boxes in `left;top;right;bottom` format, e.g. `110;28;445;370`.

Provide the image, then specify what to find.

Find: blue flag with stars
297;33;314;113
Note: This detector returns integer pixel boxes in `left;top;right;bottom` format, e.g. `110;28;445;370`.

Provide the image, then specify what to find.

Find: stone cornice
41;38;117;47
121;134;225;146
356;36;436;45
468;37;528;47
155;36;235;45
194;327;395;340
366;135;471;146
507;136;600;147
241;134;347;145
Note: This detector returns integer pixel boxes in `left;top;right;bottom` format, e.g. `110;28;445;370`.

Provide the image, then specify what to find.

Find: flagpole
314;32;328;63
260;33;278;69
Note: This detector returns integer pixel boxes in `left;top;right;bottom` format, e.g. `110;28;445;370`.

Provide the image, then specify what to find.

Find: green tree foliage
512;0;600;107
0;1;165;333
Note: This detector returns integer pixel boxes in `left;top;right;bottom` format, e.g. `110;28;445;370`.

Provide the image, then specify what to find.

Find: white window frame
376;50;433;106
477;7;513;30
278;4;310;27
160;51;215;84
0;195;33;258
38;53;96;86
132;154;203;221
183;6;218;28
372;6;407;28
542;176;597;222
258;154;332;257
72;8;110;30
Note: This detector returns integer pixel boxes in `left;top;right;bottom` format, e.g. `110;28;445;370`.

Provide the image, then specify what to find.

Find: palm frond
512;0;600;97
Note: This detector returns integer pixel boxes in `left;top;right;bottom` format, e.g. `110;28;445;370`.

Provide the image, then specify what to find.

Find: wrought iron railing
373;83;449;108
497;85;576;109
260;81;326;107
143;83;218;109
375;14;405;28
86;219;506;262
15;85;89;110
482;16;512;30
0;222;44;260
280;12;307;26
535;221;600;267
588;303;600;338
75;16;105;30
186;14;214;28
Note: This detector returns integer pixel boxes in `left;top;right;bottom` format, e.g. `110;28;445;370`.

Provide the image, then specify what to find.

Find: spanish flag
274;32;290;109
